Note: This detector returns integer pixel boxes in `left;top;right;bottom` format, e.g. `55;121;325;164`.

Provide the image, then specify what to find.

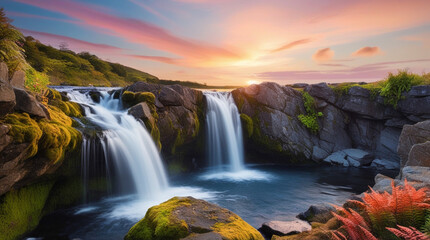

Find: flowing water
202;92;270;181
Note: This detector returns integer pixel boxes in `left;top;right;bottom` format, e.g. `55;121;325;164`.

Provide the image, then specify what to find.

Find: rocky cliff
232;82;430;169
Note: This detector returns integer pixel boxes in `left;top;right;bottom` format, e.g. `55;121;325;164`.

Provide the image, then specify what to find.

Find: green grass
298;92;323;134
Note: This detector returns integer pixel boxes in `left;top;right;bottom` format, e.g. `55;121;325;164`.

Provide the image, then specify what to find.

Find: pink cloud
271;38;313;53
312;48;334;62
16;0;242;66
128;54;180;65
352;46;382;57
21;29;123;54
257;59;430;83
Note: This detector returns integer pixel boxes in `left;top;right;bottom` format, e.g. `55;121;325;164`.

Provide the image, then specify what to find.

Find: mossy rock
240;113;253;138
124;197;264;240
0;181;55;240
122;91;156;108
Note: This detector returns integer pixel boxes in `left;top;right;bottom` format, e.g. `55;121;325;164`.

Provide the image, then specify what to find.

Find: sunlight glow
246;80;261;85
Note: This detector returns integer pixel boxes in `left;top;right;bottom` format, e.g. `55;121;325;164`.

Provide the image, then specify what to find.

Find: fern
387;225;430;240
331;207;377;240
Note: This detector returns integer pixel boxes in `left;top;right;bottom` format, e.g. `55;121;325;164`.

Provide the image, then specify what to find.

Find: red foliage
386;225;430;240
331;208;377;240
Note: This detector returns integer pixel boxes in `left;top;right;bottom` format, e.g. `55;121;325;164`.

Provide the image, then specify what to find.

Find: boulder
400;166;430;189
375;127;401;162
9;70;25;89
0;124;12;152
397;120;430;167
0;79;16;117
304;83;335;104
296;204;334;223
323;149;372;167
370;159;399;170
407;85;430;97
398;96;430;116
128;102;155;127
13;88;48;118
312;146;329;161
406;141;430;167
259;220;311;238
124;196;263;240
372;174;397;193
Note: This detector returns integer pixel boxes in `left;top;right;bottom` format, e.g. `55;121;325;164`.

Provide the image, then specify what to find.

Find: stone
406;141;430;167
0;124;12;152
407;85;430;97
371;159;400;170
158;86;184;106
398;96;430;116
0;62;8;83
259;220;311;238
9;70;25;89
397;120;430;167
304;82;335;104
0;79;16;117
336;86;390;120
385;118;414;128
13;88;48;118
375;127;401;162
312;146;329;161
400;166;430;188
297;204;335;223
372;174;395;192
128;102;155;127
124;196;263;240
323;151;348;166
318;105;351;154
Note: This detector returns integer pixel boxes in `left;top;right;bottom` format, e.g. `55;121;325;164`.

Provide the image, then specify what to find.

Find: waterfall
67;89;169;200
204;92;244;172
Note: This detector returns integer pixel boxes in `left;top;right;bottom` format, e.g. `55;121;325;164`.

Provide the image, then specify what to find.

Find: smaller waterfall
67;90;169;200
205;92;244;172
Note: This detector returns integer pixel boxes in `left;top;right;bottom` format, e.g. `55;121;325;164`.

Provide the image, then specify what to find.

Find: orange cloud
352;46;382;57
312;48;334;62
271;38;313;53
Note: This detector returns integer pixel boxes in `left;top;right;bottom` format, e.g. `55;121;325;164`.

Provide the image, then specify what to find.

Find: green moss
0;181;55;240
240;113;253;138
38;106;82;163
124;197;191;240
251;116;283;153
212;215;264;240
171;129;185;155
43;177;83;213
2;113;43;158
122;91;156;107
43;88;62;100
298;92;323;134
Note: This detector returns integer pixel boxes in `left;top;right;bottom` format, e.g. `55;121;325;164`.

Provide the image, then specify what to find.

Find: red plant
387;225;430;240
331;207;377;240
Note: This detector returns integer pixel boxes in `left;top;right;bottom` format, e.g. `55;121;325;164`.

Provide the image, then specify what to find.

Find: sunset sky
3;0;430;86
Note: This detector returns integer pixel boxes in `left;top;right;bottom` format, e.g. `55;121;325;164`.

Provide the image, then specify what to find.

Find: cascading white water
67;90;169;199
204;92;244;172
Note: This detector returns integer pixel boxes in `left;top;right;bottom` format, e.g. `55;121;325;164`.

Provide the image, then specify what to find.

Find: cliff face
232;82;430;168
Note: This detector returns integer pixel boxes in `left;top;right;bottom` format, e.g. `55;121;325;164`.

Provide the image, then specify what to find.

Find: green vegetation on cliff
298;92;323;134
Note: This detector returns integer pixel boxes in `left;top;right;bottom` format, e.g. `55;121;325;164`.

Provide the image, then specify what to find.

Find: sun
246;80;261;85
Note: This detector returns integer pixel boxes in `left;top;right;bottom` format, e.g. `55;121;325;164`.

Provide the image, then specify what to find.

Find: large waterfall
205;92;244;172
67;90;168;200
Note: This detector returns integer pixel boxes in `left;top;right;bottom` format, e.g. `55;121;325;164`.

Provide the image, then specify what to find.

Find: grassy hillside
23;36;159;87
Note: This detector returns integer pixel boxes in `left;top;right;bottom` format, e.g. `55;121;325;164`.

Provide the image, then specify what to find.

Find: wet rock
397;120;430;167
324;149;372;167
370;158;399;170
128;102;155;127
297;204;334;223
9;70;25;89
13;88;48;118
124;196;263;240
259;220;311;238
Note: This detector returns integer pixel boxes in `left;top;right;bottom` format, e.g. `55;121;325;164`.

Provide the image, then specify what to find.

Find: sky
3;0;430;86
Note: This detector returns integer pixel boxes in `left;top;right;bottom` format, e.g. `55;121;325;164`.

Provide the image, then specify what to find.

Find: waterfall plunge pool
26;164;395;240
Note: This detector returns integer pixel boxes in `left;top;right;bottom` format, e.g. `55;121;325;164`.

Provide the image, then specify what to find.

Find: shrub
387;225;429;240
298;92;323;134
380;70;424;108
